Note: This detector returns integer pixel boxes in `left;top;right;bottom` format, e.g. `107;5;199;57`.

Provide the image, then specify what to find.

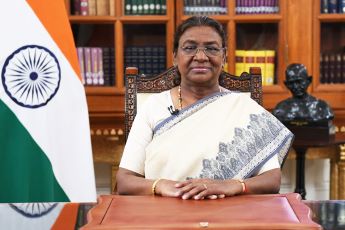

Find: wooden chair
113;66;262;192
124;66;262;139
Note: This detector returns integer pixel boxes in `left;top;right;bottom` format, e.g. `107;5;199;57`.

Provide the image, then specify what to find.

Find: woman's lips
191;67;210;72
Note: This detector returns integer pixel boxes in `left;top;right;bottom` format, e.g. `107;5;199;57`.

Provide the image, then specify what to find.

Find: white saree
144;92;294;181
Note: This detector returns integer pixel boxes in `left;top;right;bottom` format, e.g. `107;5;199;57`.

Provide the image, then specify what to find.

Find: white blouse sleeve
119;92;171;175
253;154;280;176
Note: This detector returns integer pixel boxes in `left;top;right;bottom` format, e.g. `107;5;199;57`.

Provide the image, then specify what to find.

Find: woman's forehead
179;26;222;44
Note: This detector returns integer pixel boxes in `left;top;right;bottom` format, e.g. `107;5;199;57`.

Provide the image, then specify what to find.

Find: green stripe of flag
0;100;69;203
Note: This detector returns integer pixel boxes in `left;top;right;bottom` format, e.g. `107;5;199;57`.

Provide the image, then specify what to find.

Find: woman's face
174;26;225;87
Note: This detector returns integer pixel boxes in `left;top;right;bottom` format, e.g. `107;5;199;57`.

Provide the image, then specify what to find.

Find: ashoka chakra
9;203;58;218
1;45;61;108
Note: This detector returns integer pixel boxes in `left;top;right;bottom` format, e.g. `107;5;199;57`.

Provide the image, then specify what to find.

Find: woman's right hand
155;179;183;197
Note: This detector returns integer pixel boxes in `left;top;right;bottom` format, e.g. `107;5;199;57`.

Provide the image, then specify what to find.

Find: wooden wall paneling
286;0;313;70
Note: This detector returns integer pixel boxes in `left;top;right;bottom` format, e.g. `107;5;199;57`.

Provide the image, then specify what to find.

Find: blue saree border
153;91;233;136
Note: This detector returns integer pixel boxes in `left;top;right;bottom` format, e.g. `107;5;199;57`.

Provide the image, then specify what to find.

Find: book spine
84;47;93;85
156;0;162;15
88;0;96;15
218;0;228;14
235;0;241;14
149;0;155;14
152;46;159;74
274;0;279;13
144;46;153;75
244;50;256;72
328;0;338;13
207;0;212;15
138;0;144;14
125;0;132;15
109;0;115;16
329;53;336;83
98;48;105;86
341;53;345;83
258;0;265;13
138;46;145;74
339;0;345;13
319;53;325;83
243;0;249;14
161;0;166;15
247;0;254;14
73;0;81;15
110;48;115;86
189;0;195;15
132;0;138;15
255;50;266;85
235;50;246;76
143;0;150;14
184;0;189;15
320;0;329;13
323;53;330;83
158;46;166;73
91;47;99;85
265;50;275;86
252;0;260;14
77;47;85;85
202;0;209;15
80;0;89;15
96;0;109;16
102;47;111;86
335;53;342;83
264;0;270;13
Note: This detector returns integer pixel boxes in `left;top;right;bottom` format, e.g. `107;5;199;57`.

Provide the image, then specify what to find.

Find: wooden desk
82;194;320;229
289;134;345;200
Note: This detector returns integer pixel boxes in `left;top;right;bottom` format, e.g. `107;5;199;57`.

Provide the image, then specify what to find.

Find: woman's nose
193;48;209;60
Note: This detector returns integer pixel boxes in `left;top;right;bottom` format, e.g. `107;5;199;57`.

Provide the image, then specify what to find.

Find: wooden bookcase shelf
65;0;174;126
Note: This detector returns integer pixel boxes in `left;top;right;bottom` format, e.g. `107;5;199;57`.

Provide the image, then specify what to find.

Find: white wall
94;163;112;195
281;159;330;200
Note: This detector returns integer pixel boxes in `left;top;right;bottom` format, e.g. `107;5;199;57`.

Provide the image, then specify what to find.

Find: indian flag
0;0;96;202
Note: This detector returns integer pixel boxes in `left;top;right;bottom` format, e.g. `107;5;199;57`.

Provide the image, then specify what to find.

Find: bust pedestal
288;123;341;199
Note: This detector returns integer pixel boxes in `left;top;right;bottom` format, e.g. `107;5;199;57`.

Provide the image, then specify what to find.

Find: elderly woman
116;16;293;200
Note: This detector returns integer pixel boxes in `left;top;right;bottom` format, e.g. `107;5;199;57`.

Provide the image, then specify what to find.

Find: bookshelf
64;0;174;125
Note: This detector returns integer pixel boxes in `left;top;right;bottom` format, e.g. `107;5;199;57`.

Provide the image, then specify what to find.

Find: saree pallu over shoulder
145;92;294;181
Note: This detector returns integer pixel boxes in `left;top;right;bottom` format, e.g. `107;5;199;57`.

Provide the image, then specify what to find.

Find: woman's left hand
175;179;242;200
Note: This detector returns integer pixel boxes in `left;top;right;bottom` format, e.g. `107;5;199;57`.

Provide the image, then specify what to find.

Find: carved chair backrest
124;66;262;139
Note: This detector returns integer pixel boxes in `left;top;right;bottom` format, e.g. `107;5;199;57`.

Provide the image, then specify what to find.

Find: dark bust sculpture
272;63;334;123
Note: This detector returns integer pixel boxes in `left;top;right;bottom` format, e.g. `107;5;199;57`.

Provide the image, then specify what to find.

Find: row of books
71;0;115;16
183;0;228;15
235;50;275;86
125;46;166;76
77;47;115;86
124;0;167;15
236;0;279;14
321;0;345;14
320;52;345;84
